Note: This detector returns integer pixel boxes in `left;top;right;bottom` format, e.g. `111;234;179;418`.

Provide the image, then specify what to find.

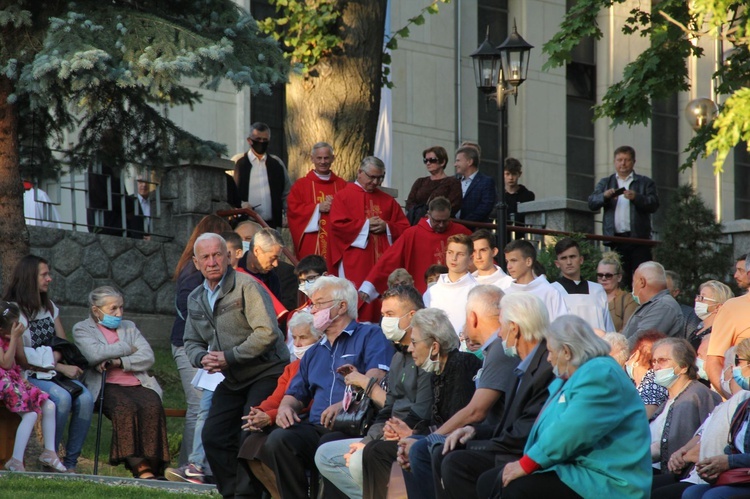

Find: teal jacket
524;356;652;498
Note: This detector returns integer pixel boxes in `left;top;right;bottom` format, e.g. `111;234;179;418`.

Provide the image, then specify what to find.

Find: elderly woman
73;286;169;479
649;338;721;475
399;307;481;498
498;315;652;498
603;332;629;367
596;252;636;332
238;311;321;497
625;329;668;419
688;280;733;381
405;146;462;223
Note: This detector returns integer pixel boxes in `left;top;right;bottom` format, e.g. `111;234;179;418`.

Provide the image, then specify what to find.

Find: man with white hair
262;276;394;499
405;292;556;499
238;227;285;302
183;233;289;498
621;261;685;347
287;141;348;262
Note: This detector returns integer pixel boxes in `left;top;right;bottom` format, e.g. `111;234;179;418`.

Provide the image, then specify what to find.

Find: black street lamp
470;20;532;264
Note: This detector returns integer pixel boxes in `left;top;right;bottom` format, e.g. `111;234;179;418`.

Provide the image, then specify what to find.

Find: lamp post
470;20;532;264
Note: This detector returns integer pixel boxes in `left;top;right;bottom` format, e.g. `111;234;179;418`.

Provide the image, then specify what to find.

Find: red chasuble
329;183;410;289
287;170;348;264
363;218;472;294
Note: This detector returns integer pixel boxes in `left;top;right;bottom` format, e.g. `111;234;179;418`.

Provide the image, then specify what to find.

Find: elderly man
233;122;291;229
261;276;394;499
621;261;685;347
330;156;410;321
401;292;556;499
238;228;284;302
359;196;472;298
234;220;262;254
287;142;348;262
183;233;289;498
588;145;659;288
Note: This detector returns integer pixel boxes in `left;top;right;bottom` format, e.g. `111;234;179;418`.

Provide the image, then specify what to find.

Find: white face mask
381;313;409;342
420;345;441;374
694;301;711;321
241;241;250;254
298;281;313;297
293;343;315;360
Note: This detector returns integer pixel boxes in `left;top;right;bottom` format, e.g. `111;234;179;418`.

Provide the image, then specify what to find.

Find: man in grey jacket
184;233;289;498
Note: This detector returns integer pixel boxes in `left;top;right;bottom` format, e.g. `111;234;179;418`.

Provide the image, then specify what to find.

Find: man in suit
233;122;292;229
455;146;497;225
398;292;555;499
588;145;659;288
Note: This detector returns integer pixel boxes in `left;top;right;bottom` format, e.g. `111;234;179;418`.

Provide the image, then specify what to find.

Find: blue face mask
98;309;122;329
733;367;750;390
696;358;708;381
653;367;679;388
502;335;518;358
631;291;641;306
242;241;250;254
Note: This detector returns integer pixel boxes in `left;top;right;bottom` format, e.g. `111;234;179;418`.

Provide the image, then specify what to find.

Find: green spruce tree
0;1;288;283
653;184;732;302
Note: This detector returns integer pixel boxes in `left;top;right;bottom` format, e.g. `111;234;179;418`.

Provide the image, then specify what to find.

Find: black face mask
251;140;269;155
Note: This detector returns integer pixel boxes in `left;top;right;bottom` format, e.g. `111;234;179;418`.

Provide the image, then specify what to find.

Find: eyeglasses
423;157;439;164
652;357;674;368
361;170;385;183
596;273;620;280
410;337;432;347
735;358;750;366
299;274;320;284
695;295;718;303
310;299;338;311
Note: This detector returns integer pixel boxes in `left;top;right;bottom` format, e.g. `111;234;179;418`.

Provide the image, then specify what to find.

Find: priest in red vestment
329;156;410;321
359;196;471;299
287;142;348;264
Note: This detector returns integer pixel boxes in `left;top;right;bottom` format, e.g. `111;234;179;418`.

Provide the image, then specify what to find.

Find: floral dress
0;336;48;414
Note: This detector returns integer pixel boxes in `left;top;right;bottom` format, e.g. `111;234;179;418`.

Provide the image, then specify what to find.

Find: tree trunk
284;0;387;181
0;75;30;289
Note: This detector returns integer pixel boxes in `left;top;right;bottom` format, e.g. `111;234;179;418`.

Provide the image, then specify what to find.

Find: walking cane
93;367;107;475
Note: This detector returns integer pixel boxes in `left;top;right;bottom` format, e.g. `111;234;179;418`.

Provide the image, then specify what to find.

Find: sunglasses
423;157;440;164
596;273;620;280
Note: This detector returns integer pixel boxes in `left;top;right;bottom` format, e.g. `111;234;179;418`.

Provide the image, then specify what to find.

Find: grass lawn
25;345;187;477
0;474;217;497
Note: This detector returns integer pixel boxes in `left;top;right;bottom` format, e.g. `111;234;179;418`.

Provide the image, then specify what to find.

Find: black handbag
332;379;377;437
51;373;83;398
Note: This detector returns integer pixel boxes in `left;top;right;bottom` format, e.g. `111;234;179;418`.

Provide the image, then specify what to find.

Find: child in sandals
0;301;66;472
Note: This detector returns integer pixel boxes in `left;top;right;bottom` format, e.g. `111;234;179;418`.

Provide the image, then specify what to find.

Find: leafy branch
381;0;451;88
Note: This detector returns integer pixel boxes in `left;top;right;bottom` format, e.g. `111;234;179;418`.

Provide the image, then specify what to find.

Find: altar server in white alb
470;229;513;290
503;239;569;321
551;238;615;332
423;233;477;337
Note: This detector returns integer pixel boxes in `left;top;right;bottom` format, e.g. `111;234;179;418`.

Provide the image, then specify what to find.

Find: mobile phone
613;187;626;196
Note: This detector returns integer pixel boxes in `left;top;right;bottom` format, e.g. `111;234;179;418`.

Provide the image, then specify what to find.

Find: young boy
551;238;615;332
504;240;568;320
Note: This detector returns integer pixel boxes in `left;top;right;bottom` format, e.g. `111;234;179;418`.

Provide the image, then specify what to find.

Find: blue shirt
202;272;227;310
286;320;395;424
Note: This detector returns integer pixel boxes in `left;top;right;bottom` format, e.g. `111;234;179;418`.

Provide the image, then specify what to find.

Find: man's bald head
235;221;262;242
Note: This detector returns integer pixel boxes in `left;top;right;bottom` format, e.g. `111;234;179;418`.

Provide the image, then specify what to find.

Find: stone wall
26;159;235;347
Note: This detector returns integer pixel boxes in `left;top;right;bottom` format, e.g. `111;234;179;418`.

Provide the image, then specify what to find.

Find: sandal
38;450;67;472
135;469;156;480
4;458;25;472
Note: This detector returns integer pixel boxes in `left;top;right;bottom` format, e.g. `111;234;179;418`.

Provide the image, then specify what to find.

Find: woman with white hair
238;310;322;498
498;315;652;498
400;308;481;498
688;280;733;381
73;286;169;479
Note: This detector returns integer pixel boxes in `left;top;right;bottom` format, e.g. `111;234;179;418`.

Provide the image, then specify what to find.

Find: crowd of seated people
8;193;750;499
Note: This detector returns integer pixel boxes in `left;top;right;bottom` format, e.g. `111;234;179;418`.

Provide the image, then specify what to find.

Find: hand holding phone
613;187;626;196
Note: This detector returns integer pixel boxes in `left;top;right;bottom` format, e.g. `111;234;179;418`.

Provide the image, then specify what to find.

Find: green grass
0;474;217;497
58;345;187;477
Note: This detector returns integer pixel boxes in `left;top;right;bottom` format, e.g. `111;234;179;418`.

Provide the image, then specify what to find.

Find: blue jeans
172;345;202;467
682;483;750;499
314;437;363;499
28;377;94;469
403;435;440;499
187;389;213;474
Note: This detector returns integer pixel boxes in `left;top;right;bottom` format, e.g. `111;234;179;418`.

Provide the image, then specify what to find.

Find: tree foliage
653;185;732;301
543;0;750;173
1;0;289;178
